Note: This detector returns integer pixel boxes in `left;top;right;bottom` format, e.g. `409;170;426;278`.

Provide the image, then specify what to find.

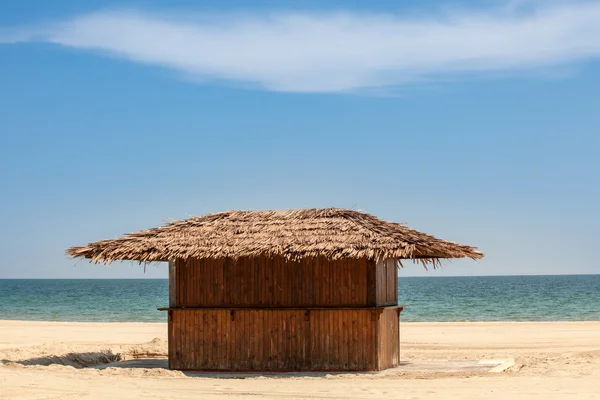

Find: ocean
0;275;598;322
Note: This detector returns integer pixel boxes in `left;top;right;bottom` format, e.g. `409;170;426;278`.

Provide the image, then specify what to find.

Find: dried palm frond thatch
66;208;483;267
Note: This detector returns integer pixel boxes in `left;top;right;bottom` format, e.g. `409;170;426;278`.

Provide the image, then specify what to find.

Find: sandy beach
1;320;599;399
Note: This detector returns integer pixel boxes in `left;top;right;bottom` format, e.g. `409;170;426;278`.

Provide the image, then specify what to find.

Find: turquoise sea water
0;275;598;322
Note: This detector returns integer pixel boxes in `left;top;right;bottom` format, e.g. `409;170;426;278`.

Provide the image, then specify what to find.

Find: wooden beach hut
67;208;482;372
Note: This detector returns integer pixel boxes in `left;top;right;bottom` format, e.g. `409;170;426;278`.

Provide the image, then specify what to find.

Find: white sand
1;320;599;399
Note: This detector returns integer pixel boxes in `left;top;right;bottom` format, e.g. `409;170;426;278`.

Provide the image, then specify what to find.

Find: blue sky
0;0;598;278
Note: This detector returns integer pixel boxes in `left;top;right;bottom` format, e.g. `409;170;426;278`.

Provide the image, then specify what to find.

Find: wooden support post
169;260;177;307
398;309;401;364
366;261;377;306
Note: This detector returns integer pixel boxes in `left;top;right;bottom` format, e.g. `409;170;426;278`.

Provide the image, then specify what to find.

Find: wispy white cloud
2;1;600;92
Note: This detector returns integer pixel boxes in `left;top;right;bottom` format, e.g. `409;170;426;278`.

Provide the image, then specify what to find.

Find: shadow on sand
1;350;122;368
9;352;476;378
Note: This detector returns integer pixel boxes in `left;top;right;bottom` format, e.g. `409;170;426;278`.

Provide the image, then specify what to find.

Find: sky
0;0;598;278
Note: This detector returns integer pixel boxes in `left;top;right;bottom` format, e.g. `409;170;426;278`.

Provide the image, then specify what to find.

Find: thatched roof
66;208;483;266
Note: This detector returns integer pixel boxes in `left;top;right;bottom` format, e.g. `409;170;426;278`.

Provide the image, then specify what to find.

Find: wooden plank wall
169;256;400;371
176;257;376;307
376;307;400;370
168;260;176;307
375;258;398;306
168;308;381;371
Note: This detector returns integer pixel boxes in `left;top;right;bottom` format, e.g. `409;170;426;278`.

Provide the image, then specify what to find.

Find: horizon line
1;273;599;280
